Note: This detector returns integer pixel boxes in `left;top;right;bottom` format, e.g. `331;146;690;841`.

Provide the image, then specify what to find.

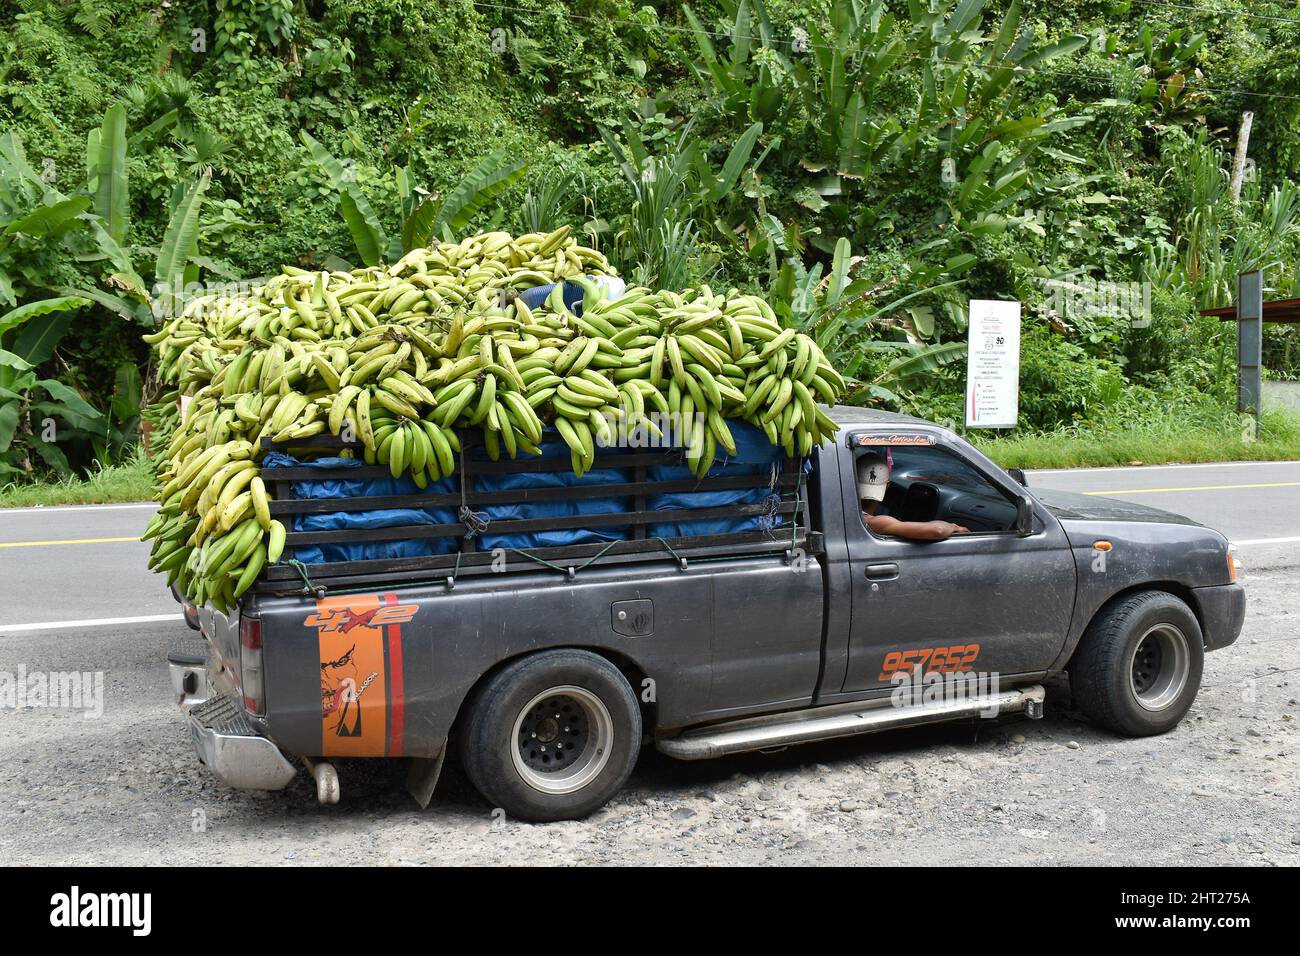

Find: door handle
864;563;899;580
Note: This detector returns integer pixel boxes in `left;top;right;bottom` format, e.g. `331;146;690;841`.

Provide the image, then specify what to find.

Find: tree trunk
1229;111;1254;208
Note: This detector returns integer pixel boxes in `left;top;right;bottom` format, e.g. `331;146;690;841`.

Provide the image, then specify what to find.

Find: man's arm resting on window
865;513;968;541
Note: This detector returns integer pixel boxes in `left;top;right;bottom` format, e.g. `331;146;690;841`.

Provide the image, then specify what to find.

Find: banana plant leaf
11;308;75;365
706;122;763;201
431;150;528;238
878;340;968;380
0;348;33;370
1;196;92;247
155;172;210;295
93;103;129;243
35;379;102;425
0;399;18;453
300;131;389;266
0;296;89;340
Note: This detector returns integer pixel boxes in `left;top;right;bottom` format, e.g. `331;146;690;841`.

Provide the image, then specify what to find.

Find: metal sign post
1237;270;1263;437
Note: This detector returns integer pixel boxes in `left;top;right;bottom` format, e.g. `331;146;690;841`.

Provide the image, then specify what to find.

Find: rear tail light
1227;546;1242;582
239;616;265;716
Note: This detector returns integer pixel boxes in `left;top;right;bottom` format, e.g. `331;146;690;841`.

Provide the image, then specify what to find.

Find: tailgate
200;603;248;703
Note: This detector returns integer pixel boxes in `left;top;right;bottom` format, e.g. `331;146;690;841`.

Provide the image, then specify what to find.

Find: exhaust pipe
303;757;340;805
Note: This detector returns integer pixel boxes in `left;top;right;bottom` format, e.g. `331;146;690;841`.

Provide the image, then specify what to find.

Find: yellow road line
1084;481;1300;495
0;535;140;549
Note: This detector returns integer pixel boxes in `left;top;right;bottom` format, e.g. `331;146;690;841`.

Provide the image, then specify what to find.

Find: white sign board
965;299;1021;429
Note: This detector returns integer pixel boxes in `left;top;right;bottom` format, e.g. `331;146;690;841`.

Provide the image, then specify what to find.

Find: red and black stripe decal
383;592;405;757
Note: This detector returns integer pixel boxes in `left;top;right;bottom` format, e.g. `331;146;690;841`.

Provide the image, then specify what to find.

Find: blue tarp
516;281;587;315
261;452;459;564
645;421;784;539
470;438;633;551
261;421;790;563
515;276;627;317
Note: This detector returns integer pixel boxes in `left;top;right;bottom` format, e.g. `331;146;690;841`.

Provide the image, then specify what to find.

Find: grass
0;452;156;509
974;406;1300;470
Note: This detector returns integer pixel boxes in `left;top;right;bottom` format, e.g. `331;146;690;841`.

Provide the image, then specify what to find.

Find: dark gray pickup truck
170;406;1245;821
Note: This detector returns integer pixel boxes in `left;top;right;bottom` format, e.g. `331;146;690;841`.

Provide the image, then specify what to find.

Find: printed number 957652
879;643;981;681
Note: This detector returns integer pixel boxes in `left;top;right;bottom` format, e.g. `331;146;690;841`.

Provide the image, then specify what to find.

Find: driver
857;451;968;542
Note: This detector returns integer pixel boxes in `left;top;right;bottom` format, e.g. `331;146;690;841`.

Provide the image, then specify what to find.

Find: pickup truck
168;406;1246;821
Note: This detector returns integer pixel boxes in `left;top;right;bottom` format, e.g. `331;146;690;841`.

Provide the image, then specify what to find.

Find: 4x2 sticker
305;603;419;634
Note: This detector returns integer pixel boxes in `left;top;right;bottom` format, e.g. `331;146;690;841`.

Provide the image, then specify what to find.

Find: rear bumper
188;694;297;791
1194;582;1247;651
167;635;211;709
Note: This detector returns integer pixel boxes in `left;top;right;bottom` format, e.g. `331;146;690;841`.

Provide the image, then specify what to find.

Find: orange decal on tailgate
313;594;389;757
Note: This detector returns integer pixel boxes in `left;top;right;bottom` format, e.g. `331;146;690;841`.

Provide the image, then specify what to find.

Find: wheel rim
1129;623;1191;712
510;685;613;795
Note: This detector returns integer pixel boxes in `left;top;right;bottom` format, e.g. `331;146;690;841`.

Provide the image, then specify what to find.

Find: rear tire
1069;590;1204;736
460;650;641;822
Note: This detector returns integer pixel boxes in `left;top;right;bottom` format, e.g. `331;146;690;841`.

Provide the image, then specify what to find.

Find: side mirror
1015;495;1034;537
1008;467;1028;487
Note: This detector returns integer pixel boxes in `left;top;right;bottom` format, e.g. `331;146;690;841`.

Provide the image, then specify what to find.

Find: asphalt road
1026;459;1300;574
1027;459;1300;544
0;461;1295;864
0;503;176;632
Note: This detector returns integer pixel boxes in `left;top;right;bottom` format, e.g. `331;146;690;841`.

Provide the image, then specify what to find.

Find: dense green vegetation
1;0;1299;485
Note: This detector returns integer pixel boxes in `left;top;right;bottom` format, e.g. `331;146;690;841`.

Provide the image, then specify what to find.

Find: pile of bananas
144;228;613;385
142;228;845;613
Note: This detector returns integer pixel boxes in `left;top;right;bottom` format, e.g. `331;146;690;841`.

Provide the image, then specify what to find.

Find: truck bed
255;433;811;594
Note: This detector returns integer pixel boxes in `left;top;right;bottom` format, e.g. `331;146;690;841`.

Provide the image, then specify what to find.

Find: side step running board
656;684;1046;761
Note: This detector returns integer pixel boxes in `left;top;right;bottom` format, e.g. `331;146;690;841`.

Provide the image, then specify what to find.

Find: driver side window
855;444;1019;536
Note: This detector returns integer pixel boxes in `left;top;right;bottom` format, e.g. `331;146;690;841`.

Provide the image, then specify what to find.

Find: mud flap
406;748;447;809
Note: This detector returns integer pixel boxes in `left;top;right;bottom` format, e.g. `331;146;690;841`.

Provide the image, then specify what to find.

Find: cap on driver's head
856;452;890;502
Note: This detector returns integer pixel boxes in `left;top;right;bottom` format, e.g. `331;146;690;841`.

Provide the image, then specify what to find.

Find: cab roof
825;405;933;429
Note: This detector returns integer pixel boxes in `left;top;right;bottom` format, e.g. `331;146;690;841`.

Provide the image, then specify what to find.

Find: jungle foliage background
2;0;1300;482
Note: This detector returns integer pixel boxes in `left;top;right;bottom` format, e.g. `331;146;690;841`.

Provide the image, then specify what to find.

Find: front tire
1069;590;1204;736
460;650;642;822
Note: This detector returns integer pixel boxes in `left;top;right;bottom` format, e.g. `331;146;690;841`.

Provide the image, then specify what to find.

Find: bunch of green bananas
143;230;846;614
538;280;845;477
142;436;286;614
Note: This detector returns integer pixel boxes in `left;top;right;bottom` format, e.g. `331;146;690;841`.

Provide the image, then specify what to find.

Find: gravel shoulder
0;567;1295;866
